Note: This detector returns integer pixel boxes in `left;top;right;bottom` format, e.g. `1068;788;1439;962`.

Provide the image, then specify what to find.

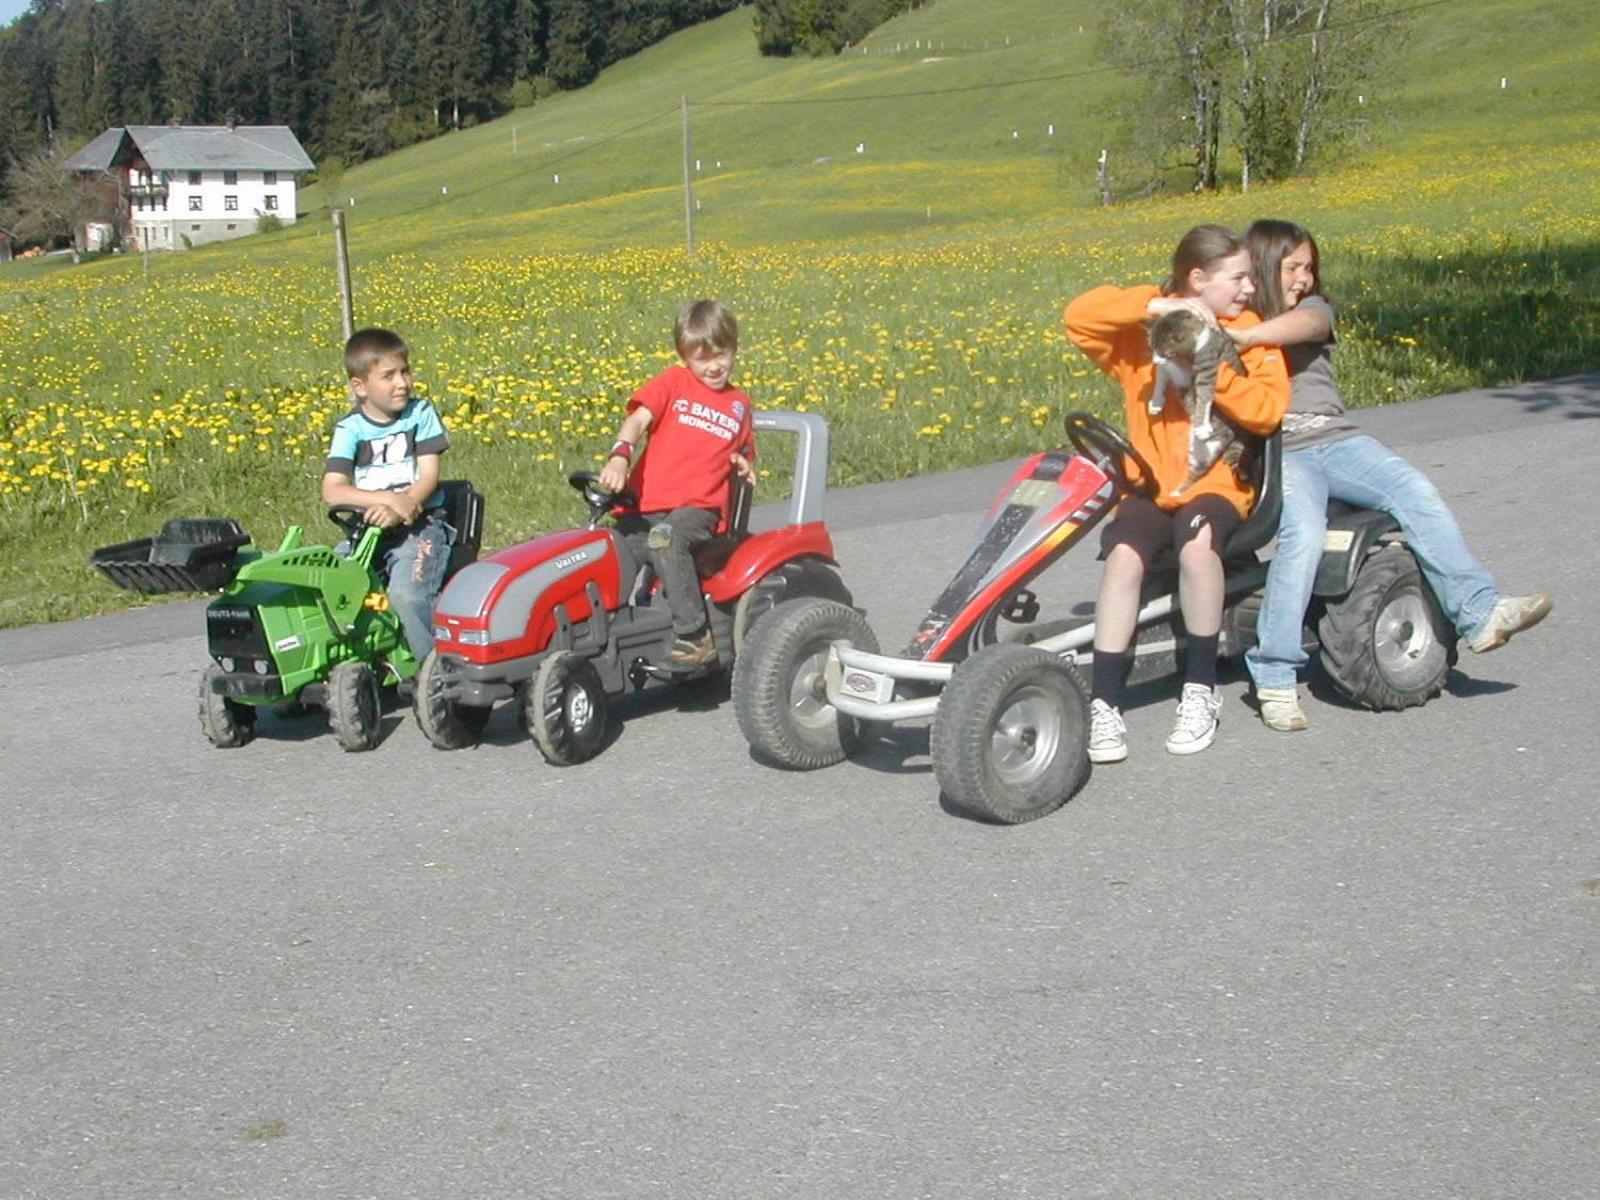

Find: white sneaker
1467;592;1553;653
1256;686;1309;732
1166;683;1221;755
1088;699;1128;764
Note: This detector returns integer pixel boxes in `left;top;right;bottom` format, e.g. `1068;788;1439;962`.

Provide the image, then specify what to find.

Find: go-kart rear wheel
522;651;609;766
930;643;1090;825
732;597;879;770
327;660;382;751
198;665;257;749
412;650;491;750
1318;544;1457;711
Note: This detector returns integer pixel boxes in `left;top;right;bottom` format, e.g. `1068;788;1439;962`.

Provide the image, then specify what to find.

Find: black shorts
1098;494;1241;564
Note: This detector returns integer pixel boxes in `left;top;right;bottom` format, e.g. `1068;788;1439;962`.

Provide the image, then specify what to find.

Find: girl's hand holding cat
1147;296;1220;329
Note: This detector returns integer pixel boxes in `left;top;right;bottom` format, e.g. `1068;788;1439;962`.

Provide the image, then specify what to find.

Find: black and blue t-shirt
324;398;450;508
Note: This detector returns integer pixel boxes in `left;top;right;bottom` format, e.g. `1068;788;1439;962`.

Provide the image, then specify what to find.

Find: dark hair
345;327;409;378
674;299;738;354
1242;219;1321;319
1165;224;1245;294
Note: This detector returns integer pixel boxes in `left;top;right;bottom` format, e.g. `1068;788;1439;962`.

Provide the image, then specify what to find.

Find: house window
223;170;237;185
263;171;277;185
189;196;202;211
191;224;201;231
224;195;238;211
263;195;278;211
188;170;202;185
226;224;236;231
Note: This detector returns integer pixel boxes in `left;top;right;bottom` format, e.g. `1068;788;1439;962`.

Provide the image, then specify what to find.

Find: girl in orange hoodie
1064;224;1289;761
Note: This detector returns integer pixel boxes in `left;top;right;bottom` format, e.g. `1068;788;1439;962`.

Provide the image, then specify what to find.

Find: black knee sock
1092;650;1131;710
1186;633;1220;691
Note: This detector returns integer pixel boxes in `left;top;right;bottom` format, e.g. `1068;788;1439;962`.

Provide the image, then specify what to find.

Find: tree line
0;0;743;192
751;0;922;56
1098;0;1406;195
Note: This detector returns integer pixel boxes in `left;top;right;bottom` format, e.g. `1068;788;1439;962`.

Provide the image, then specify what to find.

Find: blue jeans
340;512;454;660
1245;434;1500;690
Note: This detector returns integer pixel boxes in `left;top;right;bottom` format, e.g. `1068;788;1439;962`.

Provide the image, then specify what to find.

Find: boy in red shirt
599;299;756;668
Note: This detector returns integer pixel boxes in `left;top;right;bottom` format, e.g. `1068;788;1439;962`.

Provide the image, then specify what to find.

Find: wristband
608;438;634;462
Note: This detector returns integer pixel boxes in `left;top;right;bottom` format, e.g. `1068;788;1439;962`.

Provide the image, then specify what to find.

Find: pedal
1001;589;1041;624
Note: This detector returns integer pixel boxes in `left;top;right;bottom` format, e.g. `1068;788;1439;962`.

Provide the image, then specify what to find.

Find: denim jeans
340;511;454;660
1245;434;1500;690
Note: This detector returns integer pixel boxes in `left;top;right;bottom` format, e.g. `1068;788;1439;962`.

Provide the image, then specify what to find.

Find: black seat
1221;430;1282;562
435;479;484;579
691;473;754;578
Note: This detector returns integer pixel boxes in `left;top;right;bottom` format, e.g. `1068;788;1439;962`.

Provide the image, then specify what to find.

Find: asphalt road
3;377;1598;1199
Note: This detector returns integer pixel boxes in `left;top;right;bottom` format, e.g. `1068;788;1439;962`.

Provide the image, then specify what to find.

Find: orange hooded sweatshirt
1064;284;1290;514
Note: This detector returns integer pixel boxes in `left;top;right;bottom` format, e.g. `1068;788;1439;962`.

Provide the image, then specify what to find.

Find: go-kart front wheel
327;660;383;751
198;665;257;749
1318;544;1456;711
413;650;491;750
522;651;609;766
930;643;1090;825
732;597;879;770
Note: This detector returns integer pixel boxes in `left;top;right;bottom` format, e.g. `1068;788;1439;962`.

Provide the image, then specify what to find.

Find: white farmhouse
64;124;315;251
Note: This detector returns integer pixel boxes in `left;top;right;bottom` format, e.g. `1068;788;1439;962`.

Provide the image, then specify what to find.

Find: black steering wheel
1064;412;1158;499
568;472;639;518
326;503;371;537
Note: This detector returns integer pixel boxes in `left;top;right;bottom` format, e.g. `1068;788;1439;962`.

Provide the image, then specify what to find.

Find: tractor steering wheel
326;503;370;538
568;472;638;518
1064;412;1158;499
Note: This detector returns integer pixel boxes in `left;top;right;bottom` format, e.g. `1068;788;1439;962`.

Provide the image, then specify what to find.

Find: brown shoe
666;629;718;669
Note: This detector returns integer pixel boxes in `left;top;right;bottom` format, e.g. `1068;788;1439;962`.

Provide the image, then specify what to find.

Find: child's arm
729;452;755;484
1063;284;1162;371
319;455;436;528
598;407;654;493
1212;336;1291;435
1229;303;1332;349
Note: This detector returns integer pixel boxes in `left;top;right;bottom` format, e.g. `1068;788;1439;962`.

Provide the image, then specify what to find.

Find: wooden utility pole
680;95;696;259
332;208;354;340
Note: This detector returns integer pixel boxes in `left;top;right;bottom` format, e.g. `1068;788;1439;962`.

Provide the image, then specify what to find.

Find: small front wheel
327;661;382;751
198;665;257;748
1318;544;1456;711
522;651;609;765
732;597;879;770
930;644;1090;824
413;650;491;749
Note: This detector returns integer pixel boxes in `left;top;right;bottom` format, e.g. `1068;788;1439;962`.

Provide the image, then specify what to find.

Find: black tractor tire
522;651;609;766
930;643;1091;825
412;650;491;750
1318;543;1457;711
732;597;879;770
327;661;383;751
198;665;257;748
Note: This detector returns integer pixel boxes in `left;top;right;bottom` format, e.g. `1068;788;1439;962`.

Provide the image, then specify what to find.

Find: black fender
1312;507;1401;598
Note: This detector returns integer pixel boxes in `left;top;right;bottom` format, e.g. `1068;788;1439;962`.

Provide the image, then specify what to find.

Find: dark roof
64;126;314;173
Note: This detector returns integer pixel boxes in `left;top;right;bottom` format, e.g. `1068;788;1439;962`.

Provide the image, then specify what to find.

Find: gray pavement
3;377;1598;1198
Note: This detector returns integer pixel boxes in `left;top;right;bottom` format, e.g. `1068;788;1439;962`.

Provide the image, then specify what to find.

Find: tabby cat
1146;308;1250;495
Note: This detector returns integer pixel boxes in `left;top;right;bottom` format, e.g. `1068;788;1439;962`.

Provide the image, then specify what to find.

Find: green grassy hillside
2;0;1597;625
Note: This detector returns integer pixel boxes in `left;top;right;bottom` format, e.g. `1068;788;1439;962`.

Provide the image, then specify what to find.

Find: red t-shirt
626;365;755;518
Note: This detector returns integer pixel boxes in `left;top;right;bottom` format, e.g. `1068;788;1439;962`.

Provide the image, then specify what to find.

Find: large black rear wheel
733;598;879;770
930;644;1090;825
1318;544;1456;710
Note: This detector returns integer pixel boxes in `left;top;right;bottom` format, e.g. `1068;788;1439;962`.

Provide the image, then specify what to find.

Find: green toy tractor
90;481;482;751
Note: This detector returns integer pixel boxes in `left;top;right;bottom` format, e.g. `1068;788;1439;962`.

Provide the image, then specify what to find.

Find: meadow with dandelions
2;0;1598;626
